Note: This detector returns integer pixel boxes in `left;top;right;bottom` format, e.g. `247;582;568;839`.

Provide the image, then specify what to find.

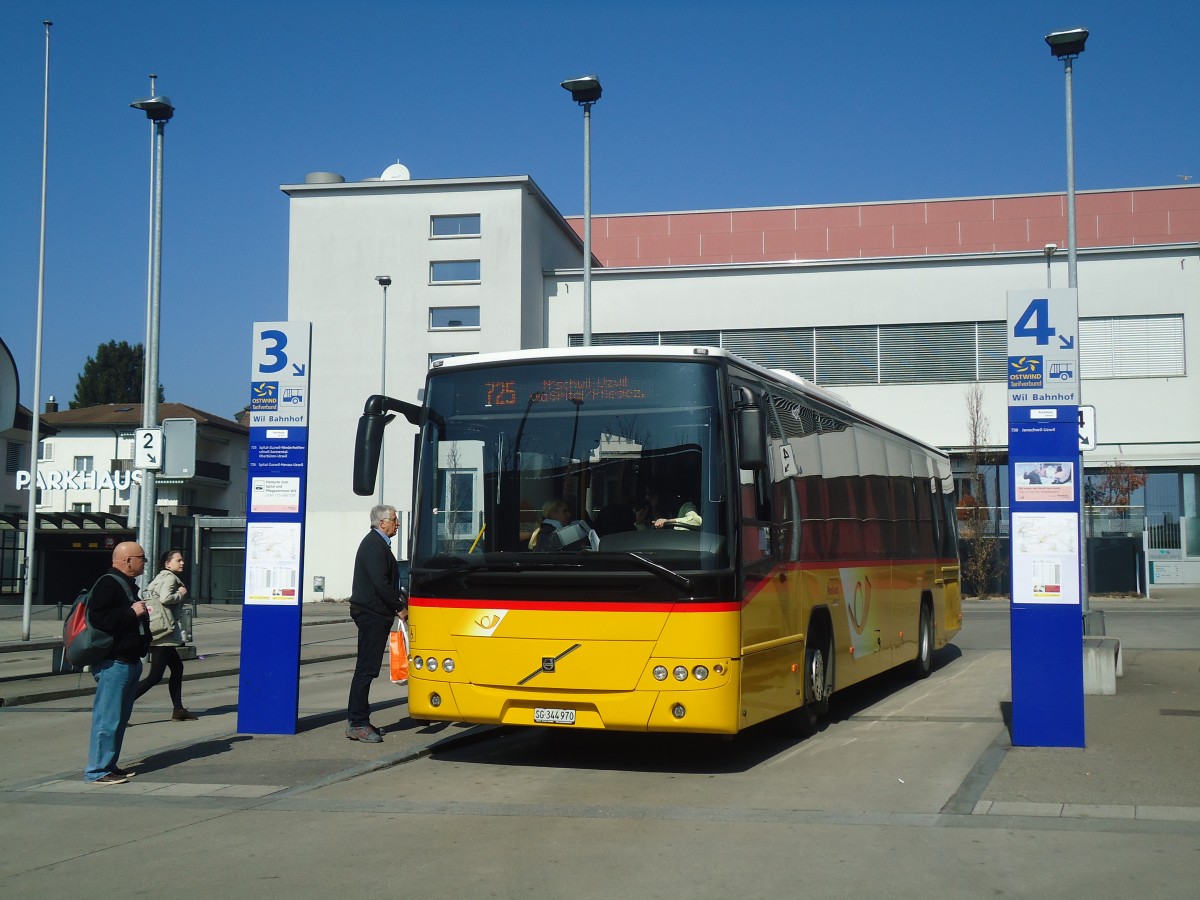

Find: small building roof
42;402;248;436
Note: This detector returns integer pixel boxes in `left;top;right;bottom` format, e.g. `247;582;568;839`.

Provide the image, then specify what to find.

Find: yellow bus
354;347;961;735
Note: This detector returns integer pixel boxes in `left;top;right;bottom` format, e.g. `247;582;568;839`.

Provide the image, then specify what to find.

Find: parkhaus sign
14;469;144;491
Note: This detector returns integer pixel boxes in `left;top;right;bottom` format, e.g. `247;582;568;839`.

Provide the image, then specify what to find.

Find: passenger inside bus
528;499;570;551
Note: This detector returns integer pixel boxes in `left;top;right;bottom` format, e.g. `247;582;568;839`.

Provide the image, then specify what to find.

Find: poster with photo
1014;461;1074;502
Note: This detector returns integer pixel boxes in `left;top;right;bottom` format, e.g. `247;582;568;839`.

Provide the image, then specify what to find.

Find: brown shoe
109;765;137;779
89;773;128;785
172;708;199;721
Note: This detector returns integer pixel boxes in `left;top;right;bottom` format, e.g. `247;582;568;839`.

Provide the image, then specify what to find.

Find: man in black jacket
84;542;150;784
346;505;407;742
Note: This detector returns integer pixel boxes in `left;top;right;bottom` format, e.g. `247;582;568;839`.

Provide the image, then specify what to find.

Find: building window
1080;315;1185;379
570;314;1186;387
430;260;481;284
431;214;481;238
72;502;93;513
5;441;21;474
430;307;481;329
39;441;53;461
429;352;477;367
74;456;94;472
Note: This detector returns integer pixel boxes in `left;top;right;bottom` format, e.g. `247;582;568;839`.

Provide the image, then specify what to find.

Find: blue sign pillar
1006;290;1084;747
237;322;311;735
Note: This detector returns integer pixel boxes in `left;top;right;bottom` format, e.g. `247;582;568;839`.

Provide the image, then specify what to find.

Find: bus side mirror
737;405;767;470
352;412;395;495
353;394;425;496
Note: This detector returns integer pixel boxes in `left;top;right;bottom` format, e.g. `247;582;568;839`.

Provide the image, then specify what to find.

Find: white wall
285;176;585;597
548;248;1200;457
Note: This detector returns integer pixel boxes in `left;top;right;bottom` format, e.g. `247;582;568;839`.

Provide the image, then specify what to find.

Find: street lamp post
21;21;53;641
1046;28;1096;633
375;275;391;504
1046;28;1088;289
1043;243;1058;289
561;75;602;347
130;84;174;573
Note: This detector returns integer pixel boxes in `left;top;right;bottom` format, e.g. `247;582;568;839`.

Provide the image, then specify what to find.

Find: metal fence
955;506;1169;546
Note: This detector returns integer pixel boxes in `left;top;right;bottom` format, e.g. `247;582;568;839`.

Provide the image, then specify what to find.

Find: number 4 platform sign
1007;290;1079;407
1006;290;1084;748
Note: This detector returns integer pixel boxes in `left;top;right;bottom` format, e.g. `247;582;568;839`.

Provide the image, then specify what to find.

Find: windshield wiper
612;552;694;592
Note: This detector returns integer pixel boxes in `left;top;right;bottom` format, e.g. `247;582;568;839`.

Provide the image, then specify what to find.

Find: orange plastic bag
389;617;410;684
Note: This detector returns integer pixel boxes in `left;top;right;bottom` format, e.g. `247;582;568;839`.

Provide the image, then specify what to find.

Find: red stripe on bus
410;597;741;613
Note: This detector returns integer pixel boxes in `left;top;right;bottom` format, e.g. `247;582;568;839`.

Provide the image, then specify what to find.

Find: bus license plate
534;707;576;725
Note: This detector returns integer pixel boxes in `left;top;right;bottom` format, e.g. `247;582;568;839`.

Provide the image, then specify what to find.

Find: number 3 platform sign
238;321;312;734
1006;290;1084;747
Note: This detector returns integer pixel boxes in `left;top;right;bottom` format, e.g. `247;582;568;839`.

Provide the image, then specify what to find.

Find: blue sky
1;0;1196;421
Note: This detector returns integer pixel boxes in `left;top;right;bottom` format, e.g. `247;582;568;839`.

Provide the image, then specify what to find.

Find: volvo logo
518;643;581;685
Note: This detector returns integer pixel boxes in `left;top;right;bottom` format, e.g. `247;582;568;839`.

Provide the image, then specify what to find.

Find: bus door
735;379;805;724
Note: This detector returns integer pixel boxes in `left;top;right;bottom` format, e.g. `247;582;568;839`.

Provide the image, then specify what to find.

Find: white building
2;401;248;605
284;169;1200;595
34;401;248;519
284;172;584;597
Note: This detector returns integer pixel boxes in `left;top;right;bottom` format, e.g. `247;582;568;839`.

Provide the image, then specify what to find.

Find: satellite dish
381;162;411;181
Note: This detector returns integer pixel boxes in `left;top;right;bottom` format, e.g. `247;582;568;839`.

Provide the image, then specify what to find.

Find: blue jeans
85;658;142;781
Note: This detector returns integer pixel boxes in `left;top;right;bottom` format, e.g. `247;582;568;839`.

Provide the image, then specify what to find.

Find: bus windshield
411;358;729;575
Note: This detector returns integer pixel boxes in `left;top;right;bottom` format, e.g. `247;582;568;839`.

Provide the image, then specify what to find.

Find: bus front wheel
804;632;833;717
911;603;933;680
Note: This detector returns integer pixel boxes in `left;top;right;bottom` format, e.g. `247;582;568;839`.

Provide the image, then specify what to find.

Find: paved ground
2;589;1197;818
0;589;1197;898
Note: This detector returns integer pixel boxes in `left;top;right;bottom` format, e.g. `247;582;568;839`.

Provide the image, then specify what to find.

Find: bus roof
429;346;948;461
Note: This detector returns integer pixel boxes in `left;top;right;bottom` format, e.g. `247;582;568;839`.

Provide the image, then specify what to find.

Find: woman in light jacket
134;548;198;720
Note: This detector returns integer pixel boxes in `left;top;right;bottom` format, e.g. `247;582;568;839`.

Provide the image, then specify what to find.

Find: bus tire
804;629;833;718
911;602;933;680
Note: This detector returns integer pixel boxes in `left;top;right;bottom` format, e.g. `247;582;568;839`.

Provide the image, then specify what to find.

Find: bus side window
734;381;773;563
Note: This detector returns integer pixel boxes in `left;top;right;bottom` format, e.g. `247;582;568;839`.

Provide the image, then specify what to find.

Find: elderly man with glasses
83;541;151;784
346;505;408;742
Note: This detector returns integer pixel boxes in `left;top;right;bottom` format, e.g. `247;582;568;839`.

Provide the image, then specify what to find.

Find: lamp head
375;275;392;287
1044;243;1058;256
561;75;602;104
130;95;175;122
1045;28;1088;59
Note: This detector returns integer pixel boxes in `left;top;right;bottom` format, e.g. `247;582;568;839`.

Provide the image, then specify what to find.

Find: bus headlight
413;656;424;670
442;658;455;674
692;665;709;681
653;665;668;681
673;666;688;682
426;657;439;672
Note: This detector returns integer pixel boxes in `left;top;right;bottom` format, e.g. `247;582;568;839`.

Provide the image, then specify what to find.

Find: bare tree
959;384;1001;597
1085;460;1147;510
